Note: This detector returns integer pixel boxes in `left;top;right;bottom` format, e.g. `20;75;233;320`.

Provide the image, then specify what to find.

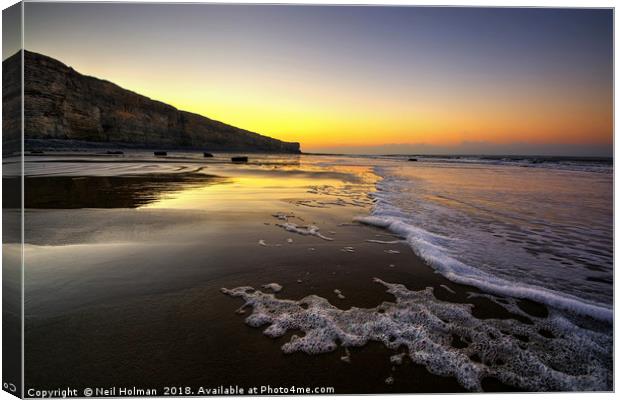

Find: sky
2;2;21;60
19;3;613;155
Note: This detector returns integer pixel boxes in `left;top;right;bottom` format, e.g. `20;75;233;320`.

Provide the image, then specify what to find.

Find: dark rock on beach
231;156;249;163
3;50;301;154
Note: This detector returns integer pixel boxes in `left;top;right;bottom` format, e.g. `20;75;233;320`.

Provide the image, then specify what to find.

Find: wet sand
24;216;528;393
20;155;560;394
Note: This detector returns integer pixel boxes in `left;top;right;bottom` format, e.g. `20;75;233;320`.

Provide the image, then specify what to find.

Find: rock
231;156;248;163
408;158;418;162
2;49;21;155
154;151;167;156
3;51;301;154
203;152;214;157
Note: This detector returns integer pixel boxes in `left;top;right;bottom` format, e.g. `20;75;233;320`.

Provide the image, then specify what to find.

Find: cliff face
3;51;300;153
2;50;21;154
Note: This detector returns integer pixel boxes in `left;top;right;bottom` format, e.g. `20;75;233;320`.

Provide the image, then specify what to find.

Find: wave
355;168;613;323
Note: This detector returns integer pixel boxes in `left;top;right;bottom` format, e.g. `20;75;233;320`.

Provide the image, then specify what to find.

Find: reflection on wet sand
7;174;228;209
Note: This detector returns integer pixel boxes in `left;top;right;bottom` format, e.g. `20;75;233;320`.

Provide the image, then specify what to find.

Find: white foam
384;249;400;254
221;279;612;391
440;285;456;294
258;239;281;247
390;352;406;365
275;222;334;241
261;283;283;292
357;164;613;322
355;215;613;323
340;347;351;363
366;239;401;244
272;212;294;221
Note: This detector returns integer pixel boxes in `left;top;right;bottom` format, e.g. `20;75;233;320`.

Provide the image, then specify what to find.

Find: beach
12;151;612;393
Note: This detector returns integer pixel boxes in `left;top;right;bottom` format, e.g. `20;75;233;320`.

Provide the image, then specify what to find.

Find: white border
0;1;616;400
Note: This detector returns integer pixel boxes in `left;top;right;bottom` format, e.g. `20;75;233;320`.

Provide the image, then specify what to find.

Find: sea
355;154;613;322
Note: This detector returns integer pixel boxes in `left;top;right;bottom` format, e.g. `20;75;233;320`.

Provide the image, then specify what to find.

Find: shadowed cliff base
22;138;296;153
2;50;300;154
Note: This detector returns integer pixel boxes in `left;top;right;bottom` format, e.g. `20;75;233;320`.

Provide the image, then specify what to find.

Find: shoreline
21;153;612;393
356;215;614;323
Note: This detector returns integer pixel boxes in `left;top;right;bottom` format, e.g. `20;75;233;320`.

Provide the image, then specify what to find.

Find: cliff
2;50;300;153
2;50;21;154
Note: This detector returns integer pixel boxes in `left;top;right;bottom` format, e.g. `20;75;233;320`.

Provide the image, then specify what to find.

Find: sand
20;153;604;393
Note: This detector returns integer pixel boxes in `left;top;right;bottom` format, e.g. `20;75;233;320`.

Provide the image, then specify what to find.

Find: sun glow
24;3;613;155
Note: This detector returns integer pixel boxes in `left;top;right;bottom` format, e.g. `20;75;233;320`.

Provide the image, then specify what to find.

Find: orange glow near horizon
113;71;612;150
18;51;613;152
23;4;613;154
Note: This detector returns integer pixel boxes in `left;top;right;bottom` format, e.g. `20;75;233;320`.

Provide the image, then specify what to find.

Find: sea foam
221;279;611;391
355;215;613;323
